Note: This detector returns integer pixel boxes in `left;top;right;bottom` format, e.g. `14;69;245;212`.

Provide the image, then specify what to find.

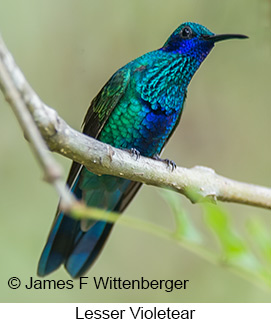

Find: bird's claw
153;155;176;171
165;159;177;171
130;148;141;160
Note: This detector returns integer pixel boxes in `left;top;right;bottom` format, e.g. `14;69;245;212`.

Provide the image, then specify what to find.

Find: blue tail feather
65;221;113;278
37;212;78;276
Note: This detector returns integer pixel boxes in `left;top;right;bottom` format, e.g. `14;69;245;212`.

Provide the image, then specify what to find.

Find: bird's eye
180;26;193;39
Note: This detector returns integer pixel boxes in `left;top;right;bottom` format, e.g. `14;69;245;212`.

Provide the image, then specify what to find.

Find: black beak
203;33;248;43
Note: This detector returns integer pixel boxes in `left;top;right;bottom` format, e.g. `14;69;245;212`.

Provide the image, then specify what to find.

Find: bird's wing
66;67;131;188
65;64;142;219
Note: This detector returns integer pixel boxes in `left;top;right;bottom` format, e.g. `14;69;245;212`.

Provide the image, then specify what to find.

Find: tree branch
0;34;271;210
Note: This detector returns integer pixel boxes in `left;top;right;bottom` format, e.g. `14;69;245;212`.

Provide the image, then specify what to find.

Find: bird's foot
129;148;141;160
153;155;176;171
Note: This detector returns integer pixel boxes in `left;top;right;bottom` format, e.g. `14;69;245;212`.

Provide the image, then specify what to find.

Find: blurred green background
1;0;271;302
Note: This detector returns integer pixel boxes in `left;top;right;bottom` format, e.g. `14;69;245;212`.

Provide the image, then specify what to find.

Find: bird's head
162;22;248;62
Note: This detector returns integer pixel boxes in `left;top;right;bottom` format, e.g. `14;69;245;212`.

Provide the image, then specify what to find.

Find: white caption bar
1;303;270;322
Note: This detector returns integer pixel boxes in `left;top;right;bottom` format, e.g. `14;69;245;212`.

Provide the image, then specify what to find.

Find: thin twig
71;204;270;290
0;35;76;211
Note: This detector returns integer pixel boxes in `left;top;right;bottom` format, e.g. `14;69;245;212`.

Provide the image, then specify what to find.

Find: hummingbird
38;22;247;278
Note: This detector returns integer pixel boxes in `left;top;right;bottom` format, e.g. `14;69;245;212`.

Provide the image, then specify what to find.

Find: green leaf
247;218;271;265
160;190;201;243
